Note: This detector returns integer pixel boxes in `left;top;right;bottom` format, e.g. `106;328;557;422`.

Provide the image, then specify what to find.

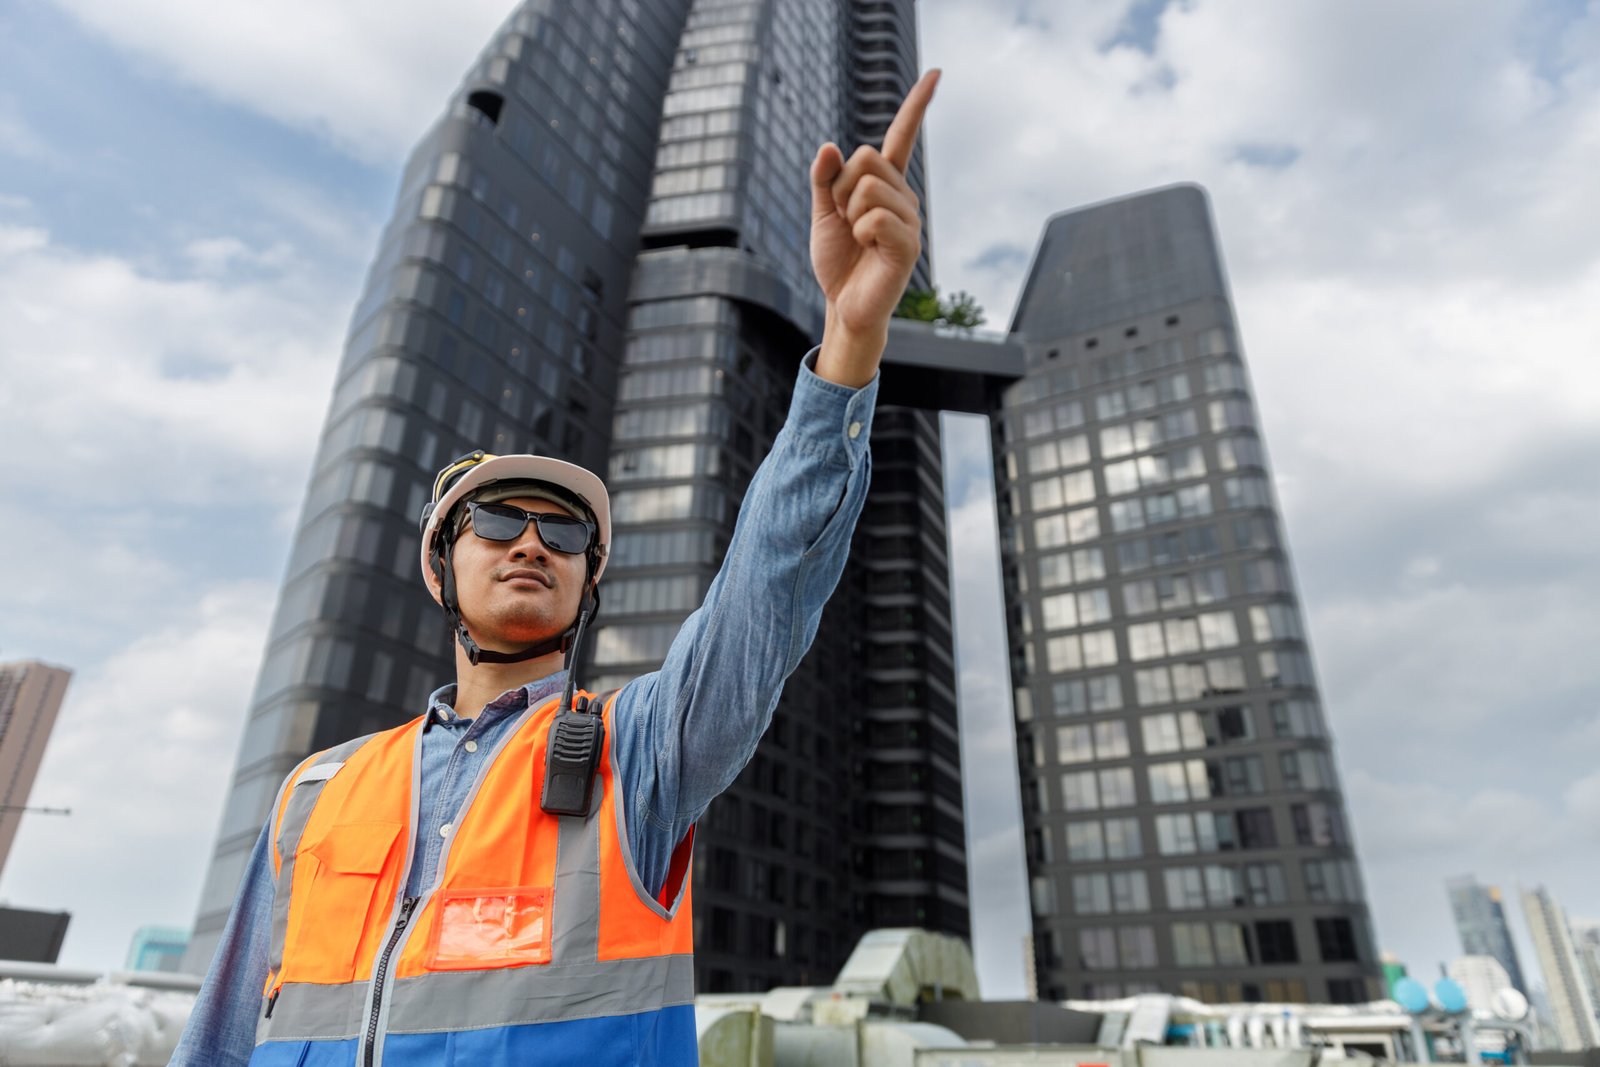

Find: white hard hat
419;451;612;585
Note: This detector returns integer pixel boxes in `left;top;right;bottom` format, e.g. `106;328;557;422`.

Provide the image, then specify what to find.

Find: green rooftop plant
893;286;986;330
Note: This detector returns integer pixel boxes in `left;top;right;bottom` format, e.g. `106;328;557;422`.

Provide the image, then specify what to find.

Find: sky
1;0;1598;1003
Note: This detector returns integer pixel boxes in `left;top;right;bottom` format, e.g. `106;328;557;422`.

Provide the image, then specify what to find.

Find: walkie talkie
541;693;605;816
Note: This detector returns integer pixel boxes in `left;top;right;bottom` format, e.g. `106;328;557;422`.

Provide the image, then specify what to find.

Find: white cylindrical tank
772;1020;860;1067
695;1004;774;1067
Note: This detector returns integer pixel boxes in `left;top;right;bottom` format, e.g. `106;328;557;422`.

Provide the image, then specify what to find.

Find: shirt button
464;740;478;753
847;421;862;440
439;824;452;837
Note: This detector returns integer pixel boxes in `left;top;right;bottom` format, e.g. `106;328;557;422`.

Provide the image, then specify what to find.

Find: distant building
1448;954;1514;1015
1379;951;1407;996
1522;884;1600;1050
1570;919;1600;1024
126;925;191;973
0;659;71;880
1448;874;1528;994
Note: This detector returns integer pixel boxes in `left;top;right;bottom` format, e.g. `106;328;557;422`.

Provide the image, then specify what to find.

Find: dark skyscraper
189;0;1377;1004
997;188;1380;1004
1449;874;1528;995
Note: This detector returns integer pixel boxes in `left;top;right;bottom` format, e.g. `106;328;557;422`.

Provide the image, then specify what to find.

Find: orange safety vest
248;690;697;1066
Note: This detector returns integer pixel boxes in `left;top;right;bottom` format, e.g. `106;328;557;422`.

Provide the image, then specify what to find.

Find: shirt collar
425;671;572;726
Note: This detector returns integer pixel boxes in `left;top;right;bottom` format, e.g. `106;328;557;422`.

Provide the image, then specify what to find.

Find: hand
810;69;939;387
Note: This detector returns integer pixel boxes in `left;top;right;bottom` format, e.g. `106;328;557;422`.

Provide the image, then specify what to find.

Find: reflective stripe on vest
251;691;697;1067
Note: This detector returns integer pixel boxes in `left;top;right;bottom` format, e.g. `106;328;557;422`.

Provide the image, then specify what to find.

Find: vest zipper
264;987;279;1019
363;895;418;1067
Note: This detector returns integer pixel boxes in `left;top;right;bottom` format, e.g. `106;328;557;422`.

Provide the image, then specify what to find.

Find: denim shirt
172;351;877;1065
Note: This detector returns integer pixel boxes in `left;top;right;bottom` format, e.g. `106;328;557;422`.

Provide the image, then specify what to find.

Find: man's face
445;496;589;649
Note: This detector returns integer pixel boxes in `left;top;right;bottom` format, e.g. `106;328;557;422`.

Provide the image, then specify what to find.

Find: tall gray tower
996;187;1381;1004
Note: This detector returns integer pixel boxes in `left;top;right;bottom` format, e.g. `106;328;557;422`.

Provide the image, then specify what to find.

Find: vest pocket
302;820;403;975
426;886;553;970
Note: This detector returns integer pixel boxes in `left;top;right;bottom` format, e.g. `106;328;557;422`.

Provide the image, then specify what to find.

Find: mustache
494;566;553;586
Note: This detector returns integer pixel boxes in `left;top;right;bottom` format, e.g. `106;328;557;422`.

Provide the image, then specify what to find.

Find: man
173;70;939;1066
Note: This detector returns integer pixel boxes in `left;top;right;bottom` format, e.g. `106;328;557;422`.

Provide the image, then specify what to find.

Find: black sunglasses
466;502;595;555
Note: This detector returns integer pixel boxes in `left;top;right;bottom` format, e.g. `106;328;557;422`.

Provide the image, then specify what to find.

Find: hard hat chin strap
434;537;595;669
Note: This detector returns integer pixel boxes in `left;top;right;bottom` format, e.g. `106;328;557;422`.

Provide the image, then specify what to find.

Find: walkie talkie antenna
559;592;594;712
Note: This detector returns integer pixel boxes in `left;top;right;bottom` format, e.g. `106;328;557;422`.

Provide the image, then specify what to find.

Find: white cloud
1315;579;1600;744
0;220;346;506
0;581;275;968
0;94;60;163
182;235;295;276
48;0;516;163
921;0;1600;495
0;220;353;662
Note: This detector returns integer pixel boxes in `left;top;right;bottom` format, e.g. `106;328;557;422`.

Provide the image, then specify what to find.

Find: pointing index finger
880;69;940;172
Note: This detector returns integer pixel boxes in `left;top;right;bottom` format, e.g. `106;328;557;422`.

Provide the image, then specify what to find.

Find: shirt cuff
788;347;878;469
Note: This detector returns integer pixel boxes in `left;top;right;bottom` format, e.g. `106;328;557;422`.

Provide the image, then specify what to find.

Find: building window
1111;871;1150;913
1212;706;1254;744
1148;759;1209;804
1104;817;1143;859
1156;813;1217;856
1235;808;1278;850
1119;925;1158;968
1098;768;1137;809
1244;862;1287;905
1171;922;1215;967
1315;918;1362;963
1326;978;1368;1004
1213;922;1251;965
1165;867;1208;910
1255;920;1298;963
1061;771;1099;812
1219;755;1265;796
1065;821;1104;861
1073;874;1112;915
1291;802;1346;846
1079;927;1117;970
1141;711;1205;754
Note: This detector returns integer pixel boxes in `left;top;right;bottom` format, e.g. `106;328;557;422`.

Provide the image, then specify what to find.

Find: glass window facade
999;187;1378;1003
